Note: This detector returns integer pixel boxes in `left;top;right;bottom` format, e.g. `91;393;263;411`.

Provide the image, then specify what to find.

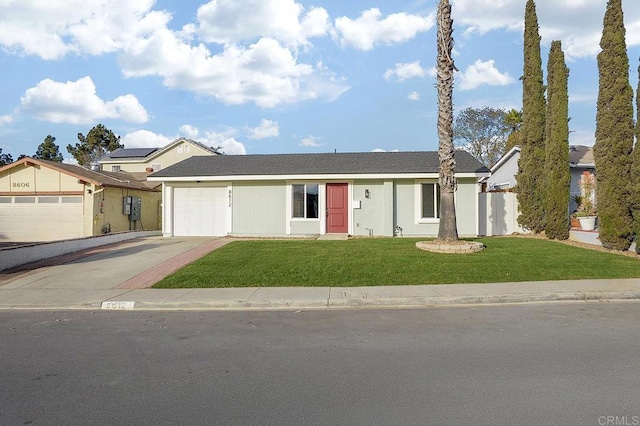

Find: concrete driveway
0;236;229;304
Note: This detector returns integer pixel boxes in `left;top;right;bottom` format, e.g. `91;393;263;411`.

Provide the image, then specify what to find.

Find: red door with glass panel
326;183;348;233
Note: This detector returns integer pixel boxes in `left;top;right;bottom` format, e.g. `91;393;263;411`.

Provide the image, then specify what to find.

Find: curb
2;291;640;311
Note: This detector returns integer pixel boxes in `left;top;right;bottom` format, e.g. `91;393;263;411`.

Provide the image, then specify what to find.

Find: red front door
326;183;348;233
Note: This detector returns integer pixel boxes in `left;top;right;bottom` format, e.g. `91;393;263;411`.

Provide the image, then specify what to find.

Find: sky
1;0;639;161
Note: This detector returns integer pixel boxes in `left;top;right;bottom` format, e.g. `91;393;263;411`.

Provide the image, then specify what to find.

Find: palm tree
436;0;458;241
504;109;523;134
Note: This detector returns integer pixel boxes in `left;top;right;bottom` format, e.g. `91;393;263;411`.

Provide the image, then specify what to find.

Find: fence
478;192;524;236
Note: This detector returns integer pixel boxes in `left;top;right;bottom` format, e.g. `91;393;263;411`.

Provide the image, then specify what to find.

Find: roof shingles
151;151;489;178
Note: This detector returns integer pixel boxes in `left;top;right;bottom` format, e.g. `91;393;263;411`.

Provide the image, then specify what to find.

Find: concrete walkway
1;235;639;311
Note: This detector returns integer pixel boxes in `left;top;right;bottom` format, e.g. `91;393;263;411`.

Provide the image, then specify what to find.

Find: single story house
148;151;490;238
0;157;161;242
98;137;220;173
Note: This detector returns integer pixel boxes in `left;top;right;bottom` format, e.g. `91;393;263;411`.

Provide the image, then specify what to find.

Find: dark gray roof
569;145;594;166
104;148;159;159
151;151;489;178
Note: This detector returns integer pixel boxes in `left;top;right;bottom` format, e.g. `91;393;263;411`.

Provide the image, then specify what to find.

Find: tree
544;41;570;240
594;0;634;250
504;109;523;152
0;148;13;166
516;0;547;233
453;107;509;167
67;124;123;167
35;135;63;162
630;62;640;253
436;0;458;241
504;109;523;134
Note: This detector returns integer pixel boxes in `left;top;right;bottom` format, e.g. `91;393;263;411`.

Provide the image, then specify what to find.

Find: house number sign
12;182;30;188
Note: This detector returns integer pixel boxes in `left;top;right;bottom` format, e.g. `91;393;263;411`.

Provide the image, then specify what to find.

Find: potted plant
570;195;583;228
575;171;597;231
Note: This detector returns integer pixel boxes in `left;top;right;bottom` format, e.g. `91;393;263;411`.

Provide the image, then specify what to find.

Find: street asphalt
1;235;640;311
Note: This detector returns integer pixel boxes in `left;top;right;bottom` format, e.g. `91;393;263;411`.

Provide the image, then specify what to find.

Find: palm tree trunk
436;0;458;241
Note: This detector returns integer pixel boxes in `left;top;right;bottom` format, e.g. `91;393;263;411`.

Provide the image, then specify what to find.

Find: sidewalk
1;236;640;311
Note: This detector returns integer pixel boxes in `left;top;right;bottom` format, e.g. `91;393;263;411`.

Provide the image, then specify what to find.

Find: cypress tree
594;0;634;250
544;41;570;240
632;59;640;253
516;0;546;233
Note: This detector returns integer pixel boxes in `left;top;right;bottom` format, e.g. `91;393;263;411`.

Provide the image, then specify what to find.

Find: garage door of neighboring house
173;187;227;236
0;195;84;242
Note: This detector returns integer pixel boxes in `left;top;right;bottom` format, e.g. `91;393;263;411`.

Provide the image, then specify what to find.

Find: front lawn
153;237;640;288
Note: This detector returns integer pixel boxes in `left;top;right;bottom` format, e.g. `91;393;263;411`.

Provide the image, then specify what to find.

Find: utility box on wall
123;196;142;221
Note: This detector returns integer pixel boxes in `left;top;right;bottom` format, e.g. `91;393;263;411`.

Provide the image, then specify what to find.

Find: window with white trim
292;184;319;219
112;165;121;172
420;183;440;219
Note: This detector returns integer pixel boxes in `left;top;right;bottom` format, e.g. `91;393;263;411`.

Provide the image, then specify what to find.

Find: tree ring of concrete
416;241;485;254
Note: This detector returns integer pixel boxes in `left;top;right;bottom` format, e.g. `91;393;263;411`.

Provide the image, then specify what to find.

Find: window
178;144;190;154
420;183;440;219
0;197;11;203
112;165;121;172
38;197;59;203
15;197;35;203
292;184;319;219
61;197;83;204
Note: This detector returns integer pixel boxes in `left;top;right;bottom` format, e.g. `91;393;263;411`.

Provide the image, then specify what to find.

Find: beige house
99;137;220;173
0;158;161;243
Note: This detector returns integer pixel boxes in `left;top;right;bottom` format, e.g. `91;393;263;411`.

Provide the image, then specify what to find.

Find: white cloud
20;77;149;124
372;148;386;152
452;0;640;58
300;135;322;147
408;91;420;101
457;59;514;91
196;0;330;47
335;8;434;51
0;0;169;60
179;124;200;139
120;32;348;108
0;114;14;125
246;119;279;139
121;130;173;148
0;1;350;109
384;61;429;82
203;131;246;155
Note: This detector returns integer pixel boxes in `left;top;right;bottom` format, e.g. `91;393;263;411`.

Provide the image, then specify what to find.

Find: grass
153;237;640;288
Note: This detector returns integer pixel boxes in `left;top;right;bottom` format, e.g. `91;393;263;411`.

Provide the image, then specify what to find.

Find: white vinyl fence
478;192;525;236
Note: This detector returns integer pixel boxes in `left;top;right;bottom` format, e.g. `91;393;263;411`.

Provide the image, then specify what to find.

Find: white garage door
0;196;84;242
173;187;228;236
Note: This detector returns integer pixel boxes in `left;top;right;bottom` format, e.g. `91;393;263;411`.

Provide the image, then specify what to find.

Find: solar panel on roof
109;148;158;158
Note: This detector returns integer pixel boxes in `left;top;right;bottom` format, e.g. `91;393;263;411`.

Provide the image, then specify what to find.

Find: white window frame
290;183;320;220
111;165;121;172
415;180;440;223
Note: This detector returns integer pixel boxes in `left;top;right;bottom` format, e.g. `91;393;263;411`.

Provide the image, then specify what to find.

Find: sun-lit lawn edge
153;237;640;288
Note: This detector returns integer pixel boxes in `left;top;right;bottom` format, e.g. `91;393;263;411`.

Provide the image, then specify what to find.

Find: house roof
569;145;594;167
99;137;220;163
149;150;490;179
0;157;160;192
107;148;158;159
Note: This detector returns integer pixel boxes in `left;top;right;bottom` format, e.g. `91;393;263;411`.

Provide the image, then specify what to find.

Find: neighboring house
148;151;490;238
568;145;596;212
483;145;520;191
479;144;596;236
98;137;220;173
0;157;161;242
